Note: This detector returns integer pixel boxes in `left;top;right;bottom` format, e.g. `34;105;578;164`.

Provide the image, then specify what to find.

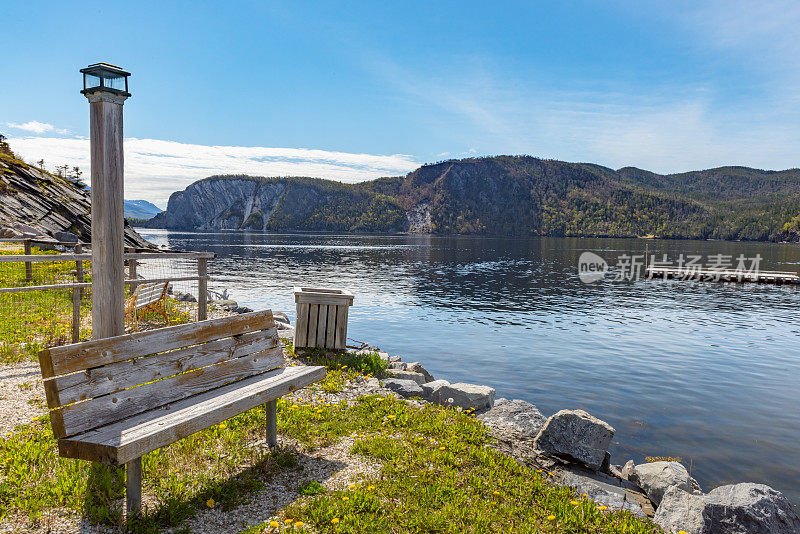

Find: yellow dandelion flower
331;518;340;524
343;496;349;501
547;515;556;521
294;521;303;527
367;485;375;491
439;446;446;450
547;472;555;477
270;520;279;527
536;469;543;473
219;423;227;430
493;491;501;495
679;531;687;534
284;518;294;524
570;500;579;505
598;505;608;511
582;493;588;498
206;498;215;508
348;483;356;489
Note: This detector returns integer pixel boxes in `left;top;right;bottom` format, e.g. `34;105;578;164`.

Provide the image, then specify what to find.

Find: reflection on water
139;229;800;504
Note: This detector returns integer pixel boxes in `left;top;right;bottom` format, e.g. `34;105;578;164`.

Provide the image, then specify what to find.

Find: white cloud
7;136;420;207
6;121;69;135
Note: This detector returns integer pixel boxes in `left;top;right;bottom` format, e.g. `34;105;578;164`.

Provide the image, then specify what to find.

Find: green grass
0;366;659;533
293;344;389;379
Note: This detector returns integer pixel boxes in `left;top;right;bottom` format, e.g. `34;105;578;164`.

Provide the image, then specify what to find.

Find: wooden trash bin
294;287;354;350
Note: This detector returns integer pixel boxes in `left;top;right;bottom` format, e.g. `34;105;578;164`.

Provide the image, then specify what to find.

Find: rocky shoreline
263;311;800;534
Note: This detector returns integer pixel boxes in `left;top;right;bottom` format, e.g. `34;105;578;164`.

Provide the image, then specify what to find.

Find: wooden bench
125;281;170;325
37;309;325;515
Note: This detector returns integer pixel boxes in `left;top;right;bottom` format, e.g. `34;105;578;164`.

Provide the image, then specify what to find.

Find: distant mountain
123;199;162;219
85;187;163;219
141;156;800;241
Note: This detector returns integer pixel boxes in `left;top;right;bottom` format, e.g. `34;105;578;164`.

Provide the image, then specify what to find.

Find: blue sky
3;0;800;206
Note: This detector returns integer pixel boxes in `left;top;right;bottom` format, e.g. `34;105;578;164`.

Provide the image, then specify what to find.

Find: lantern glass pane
85;74;102;90
103;75;126;91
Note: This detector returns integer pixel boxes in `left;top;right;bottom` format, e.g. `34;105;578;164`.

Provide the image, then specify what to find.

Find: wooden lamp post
80;62;130;340
81;62;139;514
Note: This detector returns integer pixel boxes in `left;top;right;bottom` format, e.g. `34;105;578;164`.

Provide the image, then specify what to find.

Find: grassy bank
0;344;660;533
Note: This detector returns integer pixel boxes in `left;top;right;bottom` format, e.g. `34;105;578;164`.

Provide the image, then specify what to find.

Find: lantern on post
80;62;131;96
81;62;130;342
81;60;136;515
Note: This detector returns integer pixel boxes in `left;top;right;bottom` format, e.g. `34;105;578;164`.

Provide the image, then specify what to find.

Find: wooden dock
645;266;800;285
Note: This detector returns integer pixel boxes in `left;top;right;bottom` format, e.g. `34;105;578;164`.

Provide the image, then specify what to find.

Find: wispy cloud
6;121;69;135
7;136;420;207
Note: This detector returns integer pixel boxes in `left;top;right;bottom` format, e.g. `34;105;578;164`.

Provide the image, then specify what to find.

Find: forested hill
142;156;800;241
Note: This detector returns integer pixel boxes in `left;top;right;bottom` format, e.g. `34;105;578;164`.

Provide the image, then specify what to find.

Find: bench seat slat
58;365;326;465
51;345;285;439
40;311;275;378
45;331;278;408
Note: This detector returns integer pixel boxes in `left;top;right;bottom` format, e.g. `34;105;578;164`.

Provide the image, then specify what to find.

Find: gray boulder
381;379;424;398
388;362;406;370
630;461;695;505
477;399;547;438
385;369;427;385
431;383;495;411
654;483;800;534
533;409;615;471
53;230;79;243
621;460;636;480
420;379;450;400
273;311;290;325
560;468;646;517
405;362;434;382
0;226;22;238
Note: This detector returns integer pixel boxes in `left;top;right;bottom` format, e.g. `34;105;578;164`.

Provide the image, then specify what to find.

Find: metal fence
0;240;213;361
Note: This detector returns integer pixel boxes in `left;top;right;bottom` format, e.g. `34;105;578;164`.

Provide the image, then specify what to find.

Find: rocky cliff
0;143;153;249
147;175;408;233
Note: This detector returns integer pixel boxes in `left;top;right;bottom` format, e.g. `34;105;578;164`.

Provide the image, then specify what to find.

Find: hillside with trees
139;155;800;241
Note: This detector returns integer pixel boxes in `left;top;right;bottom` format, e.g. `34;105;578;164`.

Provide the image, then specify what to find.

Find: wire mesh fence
0;241;212;363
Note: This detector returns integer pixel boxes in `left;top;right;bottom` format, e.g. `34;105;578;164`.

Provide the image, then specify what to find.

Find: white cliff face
157;176;410;233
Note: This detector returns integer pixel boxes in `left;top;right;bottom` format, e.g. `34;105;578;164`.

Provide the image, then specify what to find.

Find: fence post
72;244;84;343
24;239;32;282
197;258;208;321
128;258;138;293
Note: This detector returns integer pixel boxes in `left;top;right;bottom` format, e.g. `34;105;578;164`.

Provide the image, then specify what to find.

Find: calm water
139;229;800;505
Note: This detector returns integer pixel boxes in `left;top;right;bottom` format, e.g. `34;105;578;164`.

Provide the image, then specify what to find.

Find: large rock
420;379;450;400
533;409;615;471
405;362;434;382
381;379;424;398
431;383;495;411
560;468;647;517
630;461;695;505
385;369;426;385
620;460;636;480
477;398;547;438
654;483;800;534
273;311;290;325
53;230;79;243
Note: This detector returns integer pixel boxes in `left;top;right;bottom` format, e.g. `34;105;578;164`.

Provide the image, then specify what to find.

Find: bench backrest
130;281;169;309
38;310;282;439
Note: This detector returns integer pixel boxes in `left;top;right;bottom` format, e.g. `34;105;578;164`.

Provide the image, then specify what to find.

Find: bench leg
126;457;142;517
266;399;278;448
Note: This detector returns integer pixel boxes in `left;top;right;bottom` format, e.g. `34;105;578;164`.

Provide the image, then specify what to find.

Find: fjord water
139;229;800;504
